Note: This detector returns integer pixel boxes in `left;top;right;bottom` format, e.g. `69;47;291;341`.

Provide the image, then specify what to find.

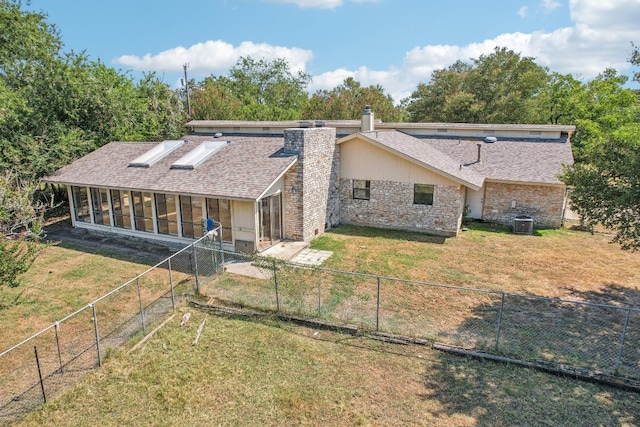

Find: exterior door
259;194;282;251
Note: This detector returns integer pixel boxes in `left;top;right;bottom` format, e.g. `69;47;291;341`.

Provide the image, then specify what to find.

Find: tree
0;172;45;289
630;42;640;83
526;73;584;125
303;77;404;122
562;129;640;250
192;57;311;120
0;1;186;289
404;47;549;123
190;76;242;120
568;69;639;161
0;2;186;180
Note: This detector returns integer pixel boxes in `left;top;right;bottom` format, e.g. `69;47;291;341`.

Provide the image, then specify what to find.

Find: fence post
192;244;200;292
220;239;225;271
317;283;321;318
34;346;46;404
136;277;146;334
168;258;176;310
615;308;631;372
494;293;505;352
90;303;102;367
376;277;381;332
54;322;64;374
273;259;280;312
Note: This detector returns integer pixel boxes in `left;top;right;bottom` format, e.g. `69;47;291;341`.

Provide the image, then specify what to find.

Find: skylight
170;140;228;170
129;140;185;168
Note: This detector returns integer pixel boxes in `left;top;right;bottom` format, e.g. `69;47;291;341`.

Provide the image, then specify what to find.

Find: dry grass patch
0;244;165;350
14;313;640;426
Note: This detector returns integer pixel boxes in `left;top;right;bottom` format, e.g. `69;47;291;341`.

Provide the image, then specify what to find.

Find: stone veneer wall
482;182;566;228
339;179;464;236
283;127;338;242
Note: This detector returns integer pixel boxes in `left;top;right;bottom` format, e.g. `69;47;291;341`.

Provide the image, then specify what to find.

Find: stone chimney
361;105;374;132
283;127;338;241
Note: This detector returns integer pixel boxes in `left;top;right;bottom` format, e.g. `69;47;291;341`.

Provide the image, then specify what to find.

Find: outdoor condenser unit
513;215;534;235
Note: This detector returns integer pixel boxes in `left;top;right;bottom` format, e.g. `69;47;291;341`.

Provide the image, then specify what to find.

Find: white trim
106;189;115;227
256;158;297;201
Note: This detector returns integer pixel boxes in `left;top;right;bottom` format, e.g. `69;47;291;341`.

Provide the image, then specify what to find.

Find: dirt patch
44;217;176;263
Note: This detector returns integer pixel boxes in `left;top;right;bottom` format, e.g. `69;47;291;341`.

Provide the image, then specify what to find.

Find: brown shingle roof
341;130;485;190
44;135;296;200
426;136;574;185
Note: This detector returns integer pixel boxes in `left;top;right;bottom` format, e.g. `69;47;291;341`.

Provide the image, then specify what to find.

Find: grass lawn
311;222;640;304
14;312;640;427
4;222;640;425
0;242;166;351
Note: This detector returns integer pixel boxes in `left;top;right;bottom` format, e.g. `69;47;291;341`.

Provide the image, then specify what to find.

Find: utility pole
183;63;191;118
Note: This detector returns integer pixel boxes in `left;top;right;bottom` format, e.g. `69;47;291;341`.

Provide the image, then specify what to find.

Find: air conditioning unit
514;216;534;235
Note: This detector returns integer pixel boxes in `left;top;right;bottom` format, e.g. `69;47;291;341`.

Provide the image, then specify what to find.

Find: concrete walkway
223;241;333;280
290;248;333;266
260;241;333;266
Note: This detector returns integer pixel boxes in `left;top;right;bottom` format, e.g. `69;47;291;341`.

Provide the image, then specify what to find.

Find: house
44;108;574;251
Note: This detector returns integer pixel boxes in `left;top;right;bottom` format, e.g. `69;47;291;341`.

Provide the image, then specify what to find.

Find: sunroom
46;135;296;252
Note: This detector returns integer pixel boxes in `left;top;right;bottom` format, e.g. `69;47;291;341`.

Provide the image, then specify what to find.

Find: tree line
1;0;639;291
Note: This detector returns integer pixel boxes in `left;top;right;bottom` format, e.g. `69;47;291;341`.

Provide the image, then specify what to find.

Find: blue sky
28;0;640;101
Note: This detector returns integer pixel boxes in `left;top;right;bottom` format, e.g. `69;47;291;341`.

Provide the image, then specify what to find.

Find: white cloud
115;0;640;103
343;0;640;101
518;6;529;18
115;40;313;76
541;0;561;13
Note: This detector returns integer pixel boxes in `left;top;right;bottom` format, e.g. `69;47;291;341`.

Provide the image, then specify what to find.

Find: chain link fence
197;246;640;380
3;233;639;424
0;228;222;425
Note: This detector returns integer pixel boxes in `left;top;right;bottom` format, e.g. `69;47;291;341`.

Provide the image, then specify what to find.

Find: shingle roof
426;136;574;185
341;131;485;190
338;130;573;187
44;135;296;200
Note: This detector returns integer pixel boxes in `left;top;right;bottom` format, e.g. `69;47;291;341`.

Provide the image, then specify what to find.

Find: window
71;186;90;223
353;180;370;200
180;196;204;238
111;190;131;229
91;188;110;225
413;184;434;205
206;198;232;242
131;191;154;232
156;193;178;236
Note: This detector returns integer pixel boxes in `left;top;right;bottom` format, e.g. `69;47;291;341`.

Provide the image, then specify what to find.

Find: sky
27;0;640;102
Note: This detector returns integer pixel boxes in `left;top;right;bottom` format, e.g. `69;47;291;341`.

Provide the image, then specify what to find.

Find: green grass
14;313;640;427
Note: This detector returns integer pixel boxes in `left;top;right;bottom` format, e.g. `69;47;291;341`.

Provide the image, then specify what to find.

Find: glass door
259;194;282;251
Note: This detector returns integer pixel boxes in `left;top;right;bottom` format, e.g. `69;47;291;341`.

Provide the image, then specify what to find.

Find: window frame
90;187;110;226
155;193;179;236
413;184;434;206
71;186;91;223
352;179;371;201
180;195;204;238
206;197;232;242
111;189;132;229
131;191;154;232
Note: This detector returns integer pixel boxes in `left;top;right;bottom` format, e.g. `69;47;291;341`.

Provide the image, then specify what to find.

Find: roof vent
484;136;498;143
214;132;223;138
